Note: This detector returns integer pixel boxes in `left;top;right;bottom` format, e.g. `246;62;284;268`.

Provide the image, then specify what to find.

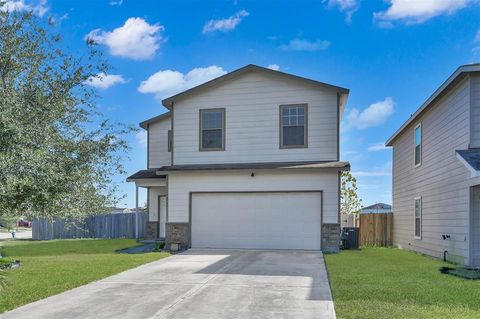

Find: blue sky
7;0;480;208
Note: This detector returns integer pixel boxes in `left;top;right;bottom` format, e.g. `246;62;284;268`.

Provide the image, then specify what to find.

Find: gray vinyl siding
172;71;339;165
148;118;171;168
392;76;471;264
471;74;480;148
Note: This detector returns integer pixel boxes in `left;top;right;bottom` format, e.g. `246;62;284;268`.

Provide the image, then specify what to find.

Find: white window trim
279;104;308;149
414;123;422;168
414;196;422;240
199;108;226;152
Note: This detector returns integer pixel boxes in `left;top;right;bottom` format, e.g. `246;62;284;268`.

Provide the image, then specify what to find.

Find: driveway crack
149;254;240;319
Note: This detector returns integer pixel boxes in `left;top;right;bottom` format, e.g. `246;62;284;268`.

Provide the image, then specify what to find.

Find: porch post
135;184;139;239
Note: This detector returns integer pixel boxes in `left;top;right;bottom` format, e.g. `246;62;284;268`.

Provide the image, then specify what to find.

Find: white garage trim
188;190;323;249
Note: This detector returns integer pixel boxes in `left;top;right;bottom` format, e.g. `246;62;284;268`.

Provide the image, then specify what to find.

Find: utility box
341;227;360;249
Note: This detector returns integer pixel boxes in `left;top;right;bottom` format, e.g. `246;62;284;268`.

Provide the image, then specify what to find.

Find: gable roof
139;111;171;130
386;64;480;146
161;64;350;115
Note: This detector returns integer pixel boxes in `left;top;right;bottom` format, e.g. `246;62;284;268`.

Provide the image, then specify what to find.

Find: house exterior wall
167;169;339;223
171;71;339;165
391;76;471;264
470;186;480;266
148;118;171;168
148;187;167;222
470;74;480;148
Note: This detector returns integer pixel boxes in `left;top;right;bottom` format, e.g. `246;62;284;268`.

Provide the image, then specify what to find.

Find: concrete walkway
0;249;336;319
0;229;32;241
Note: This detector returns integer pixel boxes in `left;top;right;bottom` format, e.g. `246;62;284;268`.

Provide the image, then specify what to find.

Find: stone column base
165;222;189;251
145;221;158;240
322;223;341;253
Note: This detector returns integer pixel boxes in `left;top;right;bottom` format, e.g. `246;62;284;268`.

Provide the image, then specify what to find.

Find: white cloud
352;171;391;177
86;18;164;60
109;0;123;5
84;73;126;90
138;65;227;100
1;0;48;16
368;142;388;152
473;47;480;63
352;161;392;177
203;10;249;34
374;0;470;25
347;97;394;129
280;38;331;52
267;64;280;71
473;30;480;62
324;0;360;23
135;131;147;148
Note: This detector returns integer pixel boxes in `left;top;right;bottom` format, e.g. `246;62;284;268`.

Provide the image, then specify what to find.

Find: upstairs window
414;197;422;239
414;123;422;167
280;104;307;148
200;109;225;151
167;130;172;152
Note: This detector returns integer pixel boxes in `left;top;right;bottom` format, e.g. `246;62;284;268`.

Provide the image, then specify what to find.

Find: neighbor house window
280;104;307;148
414;197;422;239
167;130;172;152
200;108;225;151
414;123;422;167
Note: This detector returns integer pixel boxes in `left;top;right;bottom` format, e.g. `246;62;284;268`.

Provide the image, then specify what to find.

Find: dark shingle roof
456;149;480;171
362;203;392;211
139;112;171;130
126;169;166;181
127;161;349;182
160;161;350;171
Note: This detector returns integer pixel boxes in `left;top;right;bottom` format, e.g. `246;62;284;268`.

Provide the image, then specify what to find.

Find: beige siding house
128;64;350;251
386;64;480;266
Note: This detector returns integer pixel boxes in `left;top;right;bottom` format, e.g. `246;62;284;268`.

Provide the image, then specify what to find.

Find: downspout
135;185;139;239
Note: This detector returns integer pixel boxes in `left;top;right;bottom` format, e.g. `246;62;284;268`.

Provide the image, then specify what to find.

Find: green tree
340;171;362;214
0;10;132;221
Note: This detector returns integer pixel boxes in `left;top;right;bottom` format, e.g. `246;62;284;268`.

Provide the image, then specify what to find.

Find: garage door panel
191;192;321;250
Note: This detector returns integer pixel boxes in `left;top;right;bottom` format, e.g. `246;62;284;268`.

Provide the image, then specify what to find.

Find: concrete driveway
0;249;336;319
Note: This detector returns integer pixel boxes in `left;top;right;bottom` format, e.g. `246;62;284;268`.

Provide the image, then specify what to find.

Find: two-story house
128;64;350;252
386;64;480;266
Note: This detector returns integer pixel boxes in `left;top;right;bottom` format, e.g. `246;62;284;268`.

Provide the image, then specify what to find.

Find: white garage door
191;192;322;250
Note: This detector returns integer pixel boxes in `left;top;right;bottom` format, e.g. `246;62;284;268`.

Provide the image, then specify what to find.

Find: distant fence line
359;212;393;247
32;212;148;240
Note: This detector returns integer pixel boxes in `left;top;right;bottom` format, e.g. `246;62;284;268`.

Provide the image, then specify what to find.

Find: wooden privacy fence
32;212;148;240
359;213;393;246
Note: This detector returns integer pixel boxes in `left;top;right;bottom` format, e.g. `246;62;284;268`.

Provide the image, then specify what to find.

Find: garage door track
0;249;336;319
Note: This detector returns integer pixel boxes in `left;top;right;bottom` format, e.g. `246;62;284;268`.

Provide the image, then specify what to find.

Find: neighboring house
386;64;480;266
110;207;133;214
360;203;392;214
127;64;350;252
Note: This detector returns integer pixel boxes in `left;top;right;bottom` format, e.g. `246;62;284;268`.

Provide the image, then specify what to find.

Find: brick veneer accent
145;221;158;240
322;223;341;253
165;222;189;251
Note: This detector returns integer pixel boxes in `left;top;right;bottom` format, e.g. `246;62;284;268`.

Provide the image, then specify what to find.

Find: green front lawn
324;247;480;319
0;239;169;313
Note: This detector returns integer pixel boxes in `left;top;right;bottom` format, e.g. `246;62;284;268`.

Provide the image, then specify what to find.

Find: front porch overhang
127;169;167;187
456;149;480;178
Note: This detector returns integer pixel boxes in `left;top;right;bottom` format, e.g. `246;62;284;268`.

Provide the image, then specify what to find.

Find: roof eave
161;64;349;108
386;64;480;146
139;112;171;130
